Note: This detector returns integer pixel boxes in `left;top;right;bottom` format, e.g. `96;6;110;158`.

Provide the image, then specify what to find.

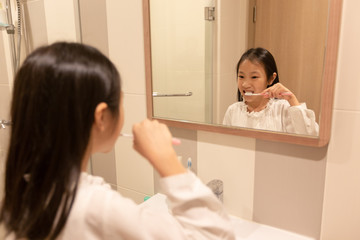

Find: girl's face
237;59;271;103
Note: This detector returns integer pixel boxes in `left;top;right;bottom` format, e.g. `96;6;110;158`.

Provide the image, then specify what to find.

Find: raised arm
132;119;186;177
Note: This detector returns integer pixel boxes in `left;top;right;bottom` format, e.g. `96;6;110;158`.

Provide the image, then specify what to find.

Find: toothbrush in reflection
119;133;181;145
244;92;266;96
244;92;292;96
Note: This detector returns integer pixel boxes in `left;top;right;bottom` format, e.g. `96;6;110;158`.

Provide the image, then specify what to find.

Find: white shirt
222;99;319;136
55;172;235;240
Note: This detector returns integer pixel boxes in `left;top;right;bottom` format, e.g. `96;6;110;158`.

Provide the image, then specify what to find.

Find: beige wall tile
254;140;327;239
0;147;7;200
0;125;10;204
0;31;13;86
333;1;360;112
197;131;255;220
121;93;147;133
321;110;360;240
43;0;78;43
0;84;10;120
0;33;9;85
91;151;117;188
106;0;145;95
0;82;11;212
23;0;48;48
0;223;6;240
114;137;154;196
78;0;108;56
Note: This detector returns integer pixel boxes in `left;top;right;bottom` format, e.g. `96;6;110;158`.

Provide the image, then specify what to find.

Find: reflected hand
262;83;300;106
132;119;186;177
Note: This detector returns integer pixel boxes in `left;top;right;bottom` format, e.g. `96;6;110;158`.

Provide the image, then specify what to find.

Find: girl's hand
132;119;186;177
261;83;300;106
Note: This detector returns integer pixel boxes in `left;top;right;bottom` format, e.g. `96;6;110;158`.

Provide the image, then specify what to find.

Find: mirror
143;0;342;147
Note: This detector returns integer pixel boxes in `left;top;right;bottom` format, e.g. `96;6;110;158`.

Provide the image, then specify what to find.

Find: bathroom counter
139;193;314;240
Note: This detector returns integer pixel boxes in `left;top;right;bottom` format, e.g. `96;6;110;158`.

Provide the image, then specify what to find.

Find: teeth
244;92;260;96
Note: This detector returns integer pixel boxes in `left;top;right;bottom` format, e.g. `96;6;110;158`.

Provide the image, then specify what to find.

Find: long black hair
0;42;121;239
236;47;279;101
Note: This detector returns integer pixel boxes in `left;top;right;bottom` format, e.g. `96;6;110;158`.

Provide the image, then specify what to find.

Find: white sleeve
283;103;319;136
98;172;235;240
159;171;235;239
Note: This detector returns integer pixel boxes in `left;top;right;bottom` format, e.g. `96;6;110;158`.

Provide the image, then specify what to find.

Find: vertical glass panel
150;0;214;123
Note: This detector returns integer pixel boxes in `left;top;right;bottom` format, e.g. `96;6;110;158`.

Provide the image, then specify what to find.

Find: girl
223;48;319;136
0;42;235;239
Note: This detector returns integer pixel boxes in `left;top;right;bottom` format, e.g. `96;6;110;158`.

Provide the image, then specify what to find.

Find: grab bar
0;119;12;129
153;92;193;97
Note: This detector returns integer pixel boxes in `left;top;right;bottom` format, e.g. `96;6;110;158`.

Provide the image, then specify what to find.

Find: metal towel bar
152;92;193;97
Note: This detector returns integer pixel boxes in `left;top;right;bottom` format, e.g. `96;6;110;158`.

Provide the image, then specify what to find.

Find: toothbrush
187;157;192;169
119;133;181;145
244;92;292;96
244;92;266;96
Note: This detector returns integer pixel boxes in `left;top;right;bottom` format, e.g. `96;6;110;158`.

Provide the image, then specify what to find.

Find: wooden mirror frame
143;0;342;147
